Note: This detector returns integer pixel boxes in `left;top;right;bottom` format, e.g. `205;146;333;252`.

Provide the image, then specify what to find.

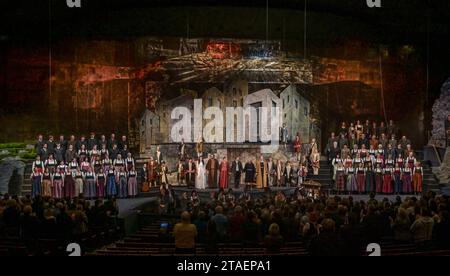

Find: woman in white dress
196;157;207;190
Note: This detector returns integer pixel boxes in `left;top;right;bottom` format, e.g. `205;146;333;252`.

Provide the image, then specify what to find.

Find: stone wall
429;77;450;148
0;158;25;195
437;148;450;184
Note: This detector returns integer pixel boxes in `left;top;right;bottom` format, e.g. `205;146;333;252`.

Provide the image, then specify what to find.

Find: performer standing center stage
206;154;219;188
219;157;229;189
196;157;206;190
256;155;268;189
185;158;196;188
231;156;243;189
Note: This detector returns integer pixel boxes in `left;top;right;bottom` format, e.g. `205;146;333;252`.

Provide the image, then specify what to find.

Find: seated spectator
229;206;245;242
211;206;228;241
173;211;197;254
390;207;412;242
308;218;342;256
410;208;434;249
264;223;284;253
434;210;450;249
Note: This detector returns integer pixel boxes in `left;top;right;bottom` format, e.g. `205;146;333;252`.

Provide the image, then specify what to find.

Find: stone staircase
307;160;333;193
21;162;33;196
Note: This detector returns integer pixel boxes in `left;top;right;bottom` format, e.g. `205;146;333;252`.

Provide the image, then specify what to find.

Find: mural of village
140;81;315;153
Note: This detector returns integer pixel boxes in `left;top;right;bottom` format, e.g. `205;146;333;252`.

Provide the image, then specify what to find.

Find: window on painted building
295;100;298;109
282;99;285;109
150;119;153;125
233;100;237;107
233;88;237;96
272;100;277;108
304;107;308;116
241;99;244;106
284;114;287;118
288;95;290;103
208;98;213;107
218;100;222;108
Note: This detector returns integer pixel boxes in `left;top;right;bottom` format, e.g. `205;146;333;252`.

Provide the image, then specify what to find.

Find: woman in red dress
218;157;229;189
413;162;423;194
356;163;366;194
382;167;393;194
293;134;302;161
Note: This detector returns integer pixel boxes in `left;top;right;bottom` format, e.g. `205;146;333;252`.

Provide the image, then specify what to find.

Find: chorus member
89;145;99;161
125;153;135;172
121;144;130;160
388;135;398;151
378;122;386;138
118;135;128;151
108;133;118;151
335;162;346;194
87;132;98;151
376;145;385;158
385;154;395;168
52;170;64;199
402;166;413;194
338;133;349;151
113;154;125;171
395;154;404;168
413;162;423;194
84;168;96;199
375;164;383;194
355;120;363;139
64;168;76;199
356;163;366;194
74;168;84;197
106;168;117;197
406;152;416;169
195;157;207;190
256;155;268;189
230;156;243;189
332;154;343;181
185;159;196;188
92;156;102;174
57;161;67;174
32;156;45;174
102;156;112;172
67;135;76;151
382;166;393;194
39;143;49;161
344;155;353;169
109;144;119;161
371;122;378;139
399;136;411;150
98;135;108;151
97;170;106;198
30;168;42;198
128;167;138;198
46;135;56;155
351;144;359;158
35;134;45;152
54;144;64;164
393;164;402;195
379;133;388;150
117;168;128;198
45;154;57;174
329;141;340;162
80;157;91;173
338;122;347;137
346;165;357;194
78;144;88;162
341;145;350;161
364;120;371;137
348;123;356;138
375;154;384;169
65;144;77;164
41;168;52;197
365;163;375;193
348;134;357;151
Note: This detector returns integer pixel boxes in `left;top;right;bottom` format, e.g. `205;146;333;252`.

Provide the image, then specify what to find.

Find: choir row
30;169;139;199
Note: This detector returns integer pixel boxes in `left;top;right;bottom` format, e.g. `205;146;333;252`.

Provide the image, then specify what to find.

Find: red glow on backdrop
206;42;241;59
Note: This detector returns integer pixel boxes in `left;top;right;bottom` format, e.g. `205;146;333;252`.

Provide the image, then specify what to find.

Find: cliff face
429;78;450;148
